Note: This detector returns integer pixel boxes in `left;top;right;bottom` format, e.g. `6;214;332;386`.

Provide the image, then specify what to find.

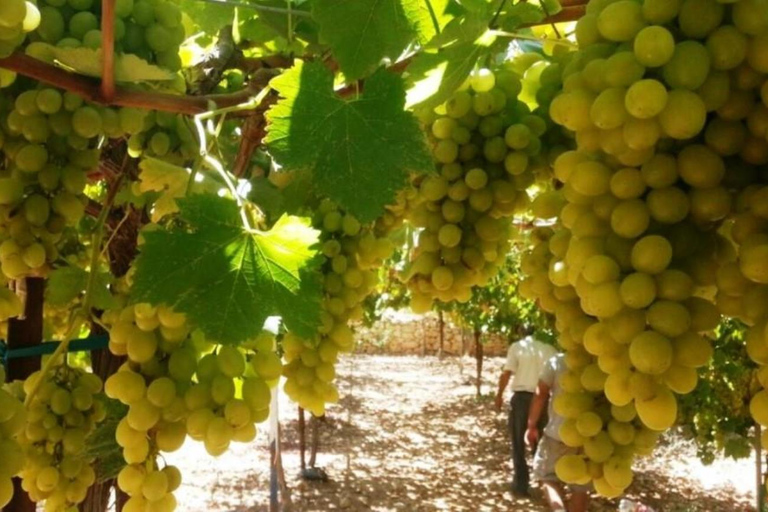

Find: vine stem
101;0;116;101
0;53;270;115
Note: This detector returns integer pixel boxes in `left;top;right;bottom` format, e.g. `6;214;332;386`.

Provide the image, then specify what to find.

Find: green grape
677;0;724;39
216;346;245;378
590;87;628;130
145;24;173;52
72;106;102;139
69;12;98;39
642;0;681;24
597;1;646;42
15;90;39;116
37;7;65;43
15;143;48;173
658;89;707;140
633;26;674;68
83;29;102;49
147;378;176;408
149;132;171;155
0;0;26;28
21;115;50;143
36;88;62;114
63;91;83;112
625;79;668;119
470;68;495;93
662;42;711;90
153;1;182;28
706;25;748;71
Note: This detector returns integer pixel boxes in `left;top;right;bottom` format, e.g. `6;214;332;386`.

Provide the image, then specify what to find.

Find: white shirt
504;336;558;392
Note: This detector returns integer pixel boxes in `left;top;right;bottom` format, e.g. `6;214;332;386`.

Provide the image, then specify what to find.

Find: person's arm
525;379;550;446
494;370;512;411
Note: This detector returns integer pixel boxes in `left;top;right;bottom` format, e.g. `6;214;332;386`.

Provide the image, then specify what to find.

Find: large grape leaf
132;195;322;344
264;61;433;222
312;0;442;80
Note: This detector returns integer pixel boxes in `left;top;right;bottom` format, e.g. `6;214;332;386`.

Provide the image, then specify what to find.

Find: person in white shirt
494;325;558;497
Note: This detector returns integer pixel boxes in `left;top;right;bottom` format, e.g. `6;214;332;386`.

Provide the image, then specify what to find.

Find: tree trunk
474;329;483;398
437;311;445;360
7;277;45;512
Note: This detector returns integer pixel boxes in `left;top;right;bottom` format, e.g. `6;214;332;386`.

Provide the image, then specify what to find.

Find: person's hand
525;425;539;446
494;394;503;412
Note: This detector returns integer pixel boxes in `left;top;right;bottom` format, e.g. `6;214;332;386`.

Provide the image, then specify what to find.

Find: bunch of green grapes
183;340;277;457
404;66;550;312
515;0;768;496
282;200;395;417
17;365;104;511
0;365;26;509
0;0;40;58
103;299;280;510
0;85;126;280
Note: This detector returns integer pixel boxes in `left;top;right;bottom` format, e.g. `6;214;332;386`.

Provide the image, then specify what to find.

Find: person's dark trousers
508;391;534;494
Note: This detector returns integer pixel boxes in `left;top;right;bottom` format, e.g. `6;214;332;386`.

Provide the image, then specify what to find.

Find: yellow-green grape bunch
184;341;275;457
117;463;181;512
0;364;26;509
0;0;40;58
0;86;123;280
282;200;393;416
516;0;768;494
404;66;549;312
18;365;104;511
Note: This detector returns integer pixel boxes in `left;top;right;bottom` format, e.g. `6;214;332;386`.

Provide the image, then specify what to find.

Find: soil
165;355;757;512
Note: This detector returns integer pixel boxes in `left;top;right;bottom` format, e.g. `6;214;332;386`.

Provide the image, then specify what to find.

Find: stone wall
354;310;511;357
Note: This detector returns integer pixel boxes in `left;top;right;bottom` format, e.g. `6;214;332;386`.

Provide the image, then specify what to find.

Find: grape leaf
131;194;322;344
312;0;438;80
35;46;174;82
264;61;433;222
137;158;190;222
47;267;117;310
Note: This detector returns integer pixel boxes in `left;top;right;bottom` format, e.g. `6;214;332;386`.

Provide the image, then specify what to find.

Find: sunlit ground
163;355;755;512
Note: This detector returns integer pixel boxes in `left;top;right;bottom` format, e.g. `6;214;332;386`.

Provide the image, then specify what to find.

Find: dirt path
165;355;756;512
